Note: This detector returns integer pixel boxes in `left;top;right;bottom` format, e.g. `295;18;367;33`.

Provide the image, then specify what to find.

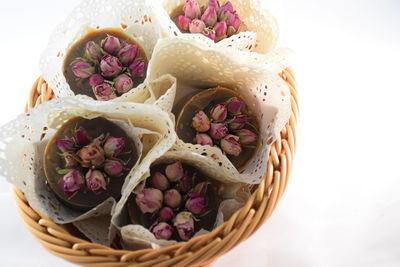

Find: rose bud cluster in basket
174;0;243;42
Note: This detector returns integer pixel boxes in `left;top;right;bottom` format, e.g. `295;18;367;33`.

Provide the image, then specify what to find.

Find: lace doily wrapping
39;0;165;100
0;97;176;245
145;37;292;184
150;0;278;53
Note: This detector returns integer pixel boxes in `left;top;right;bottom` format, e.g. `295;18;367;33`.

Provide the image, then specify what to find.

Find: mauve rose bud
228;115;247;130
203;30;216;41
76;144;105;168
214;21;227;39
55;138;74;152
208;0;220;9
192;111;211;132
74;127;91;146
85;170;107;194
165;162;184;182
129;60;146;77
114;74;134;94
174;212;194;241
150;222;174;240
196;133;213;146
227;97;242;114
100;55;123;77
102;35;121;55
221;134;242;156
62;170;84;199
164;189;182;208
89;74;105;87
118;44;138;66
135;188;163;213
151;172;170;191
85;41;103;62
189;19;206;33
104;159;123;176
71;59;95;79
183;0;201;19
186;193;208;214
236;129;258;145
159;207;174;221
210;104;227;121
178;15;191;31
93;83;117;101
210;123;228;140
226;13;241;33
64;152;78;167
201;7;217;27
218;1;234;15
179;175;192;193
104;136;125;157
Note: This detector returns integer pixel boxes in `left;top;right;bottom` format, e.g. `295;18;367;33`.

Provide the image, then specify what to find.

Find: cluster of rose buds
55;127;127;199
191;97;258;156
135;162;210;241
70;34;146;101
176;0;242;42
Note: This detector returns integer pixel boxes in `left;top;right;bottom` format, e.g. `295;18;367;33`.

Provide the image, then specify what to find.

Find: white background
1;0;400;266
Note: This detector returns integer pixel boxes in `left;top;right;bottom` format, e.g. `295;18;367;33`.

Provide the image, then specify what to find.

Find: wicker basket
14;68;298;266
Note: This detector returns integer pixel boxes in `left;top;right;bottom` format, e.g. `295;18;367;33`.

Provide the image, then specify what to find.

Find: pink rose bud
210;123;228;140
76;144;105;168
159;206;174;221
85;170;107;194
192;110;211;132
71;59;95;79
150;222;174;240
104;136;125;157
186;193;208;214
189;19;206;33
151;172;170;191
74;127;91;146
201;7;217;27
104;159;123;176
214;21;227;39
236;129;258;145
218;2;234;21
165;162;184;182
135;188;163;213
64;152;78;167
164;189;182;208
129;60;146;77
183;0;201;19
218;1;234;14
61;170;84;199
114;74;134;94
102;35;121;55
117;44;138;66
178;15;191;31
196;133;213;146
85;41;103;62
55;138;74;152
221;134;242;156
203;30;216;41
93;83;117;101
208;0;220;9
100;55;123;77
174;212;195;241
229;115;247;130
227;97;242;114
210;103;227;121
179;175;192;193
89;74;105;87
226;13;241;33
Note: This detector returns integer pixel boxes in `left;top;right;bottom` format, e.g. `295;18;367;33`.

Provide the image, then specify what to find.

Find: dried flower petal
151;172;170;191
164;189;182;208
76;144;105;168
165;162;184;182
159;207;174;221
102;35;121;55
104;136;125;157
61;170;84;199
93;83;117;101
150;222;174;240
189;19;206;33
183;0;201;19
220;134;242;156
114;74;134;94
104;159;123;176
174;212;195;241
85;170;107;194
89;74;105;87
236;129;258;145
135;188;163;213
210;123;228;140
100;55;123;77
178;15;191;31
71;59;95;79
192;111;211;132
196;133;213;146
186;193;208;214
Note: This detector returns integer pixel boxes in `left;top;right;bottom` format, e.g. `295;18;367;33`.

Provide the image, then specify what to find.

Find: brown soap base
44;117;138;211
63;28;147;99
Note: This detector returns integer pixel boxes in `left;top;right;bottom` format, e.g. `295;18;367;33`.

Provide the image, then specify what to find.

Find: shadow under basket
14;68;298;267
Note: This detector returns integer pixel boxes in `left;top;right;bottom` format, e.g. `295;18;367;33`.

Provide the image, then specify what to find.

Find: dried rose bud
159;207;174;221
74;127;91;146
102;35;121;55
189;19;206;33
135;188;163;213
104;159;123;176
227;97;242;114
218;1;234;17
226;13;241;34
183;0;201;19
61;170;84;199
196;133;213;146
192;111;211;132
71;59;95;79
165;162;184;182
64;152;78;167
203;29;216;41
228;115;247;130
236;129;257;145
92;134;106;146
186;193;208;214
174;212;194;241
93;83;117;101
210;123;228;140
118;44;138;66
210;104;227;121
227;26;236;36
214;22;227;39
76;144;105;168
164;189;182;208
193;182;209;195
221;134;242;156
85;41;103;62
178;15;191;31
85;170;107;194
179;175;192;193
208;0;220;9
129;60;146;77
100;55;123;77
89;74;105;87
151;172;170;191
104;136;125;157
201;6;217;27
55;138;74;152
150;222;174;240
114;74;134;94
